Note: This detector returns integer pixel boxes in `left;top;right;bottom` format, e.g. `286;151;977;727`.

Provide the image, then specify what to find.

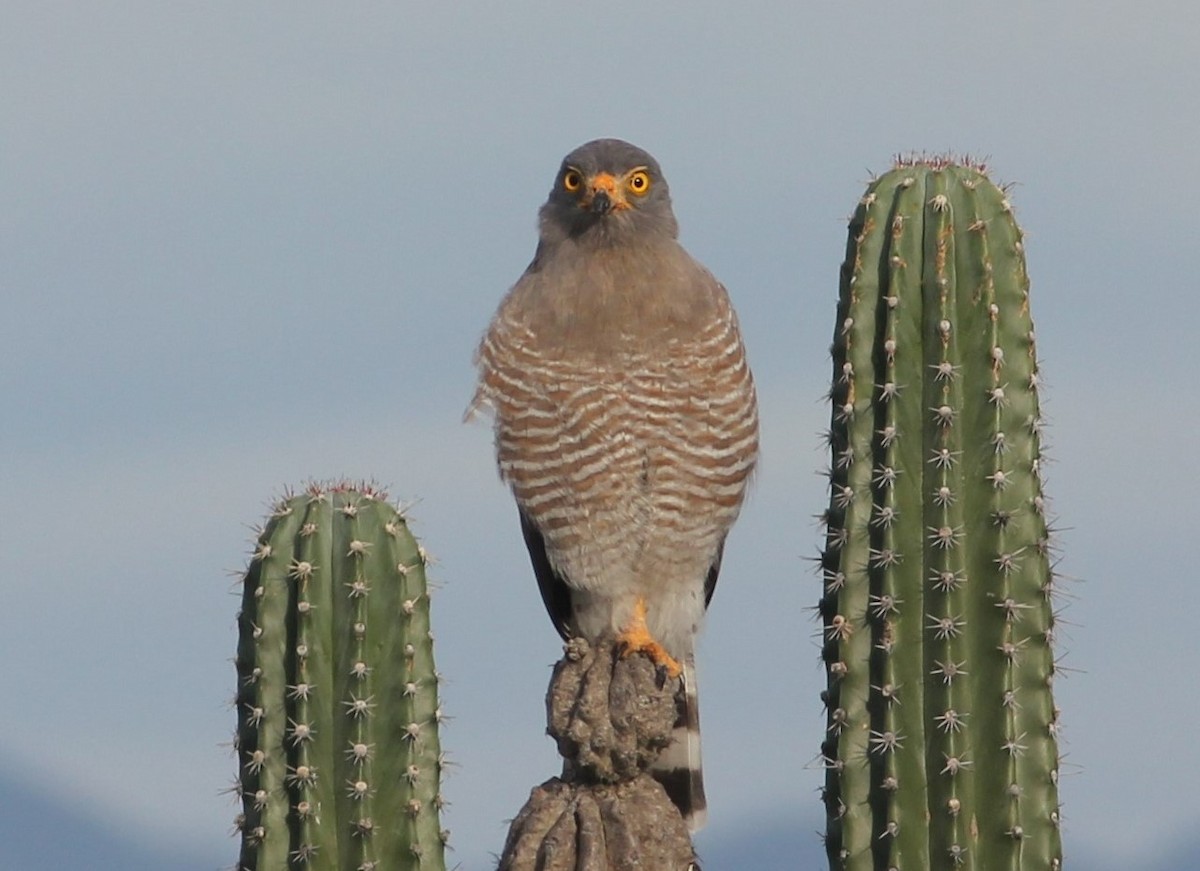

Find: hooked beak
582;172;627;215
590;189;614;214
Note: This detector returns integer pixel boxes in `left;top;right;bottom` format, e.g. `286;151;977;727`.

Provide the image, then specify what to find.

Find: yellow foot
616;597;682;678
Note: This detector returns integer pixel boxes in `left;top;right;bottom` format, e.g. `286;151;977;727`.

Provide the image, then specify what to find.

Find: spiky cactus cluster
232;482;447;871
819;158;1064;870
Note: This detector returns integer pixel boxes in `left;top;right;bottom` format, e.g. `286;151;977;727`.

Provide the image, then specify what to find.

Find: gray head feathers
538;138;679;246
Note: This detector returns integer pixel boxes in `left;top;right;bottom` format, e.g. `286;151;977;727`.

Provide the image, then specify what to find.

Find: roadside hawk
468;138;759;830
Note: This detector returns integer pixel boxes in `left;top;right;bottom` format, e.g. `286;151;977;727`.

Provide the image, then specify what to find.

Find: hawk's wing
519;508;574;642
703;538;724;609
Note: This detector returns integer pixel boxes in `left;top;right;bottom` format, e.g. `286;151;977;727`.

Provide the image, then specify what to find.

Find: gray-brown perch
497;637;699;871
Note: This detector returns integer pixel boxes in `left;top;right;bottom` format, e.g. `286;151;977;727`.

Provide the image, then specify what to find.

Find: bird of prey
467;138;759;830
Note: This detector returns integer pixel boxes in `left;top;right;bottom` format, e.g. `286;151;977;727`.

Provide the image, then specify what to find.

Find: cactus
232;482;447;871
498;638;697;870
818;158;1064;870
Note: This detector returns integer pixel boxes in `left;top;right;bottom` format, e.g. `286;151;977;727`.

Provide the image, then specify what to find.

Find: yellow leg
616;597;682;678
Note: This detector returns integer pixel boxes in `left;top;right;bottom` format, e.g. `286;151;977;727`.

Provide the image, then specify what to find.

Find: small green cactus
232;482;447;871
819;158;1064;870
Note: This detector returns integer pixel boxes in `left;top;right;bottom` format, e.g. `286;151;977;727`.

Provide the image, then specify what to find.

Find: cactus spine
233;482;447;871
819;158;1064;870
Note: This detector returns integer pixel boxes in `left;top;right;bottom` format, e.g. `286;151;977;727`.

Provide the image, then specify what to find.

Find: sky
3;2;1199;868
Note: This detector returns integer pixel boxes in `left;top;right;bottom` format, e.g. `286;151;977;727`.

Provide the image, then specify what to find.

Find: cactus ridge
233;481;447;871
820;163;1064;870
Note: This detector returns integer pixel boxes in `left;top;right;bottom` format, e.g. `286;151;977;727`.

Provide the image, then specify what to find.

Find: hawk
468;138;759;830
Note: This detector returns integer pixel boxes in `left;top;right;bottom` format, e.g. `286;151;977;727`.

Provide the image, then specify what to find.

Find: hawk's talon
616;598;683;679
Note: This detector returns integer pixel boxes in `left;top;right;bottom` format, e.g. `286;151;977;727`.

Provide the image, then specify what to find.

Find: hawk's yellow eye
627;170;652;195
562;169;583;192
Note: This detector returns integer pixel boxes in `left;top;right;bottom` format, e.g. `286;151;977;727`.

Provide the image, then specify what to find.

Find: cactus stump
499;638;698;871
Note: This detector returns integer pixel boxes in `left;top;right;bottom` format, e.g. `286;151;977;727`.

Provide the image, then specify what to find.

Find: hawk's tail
650;655;707;832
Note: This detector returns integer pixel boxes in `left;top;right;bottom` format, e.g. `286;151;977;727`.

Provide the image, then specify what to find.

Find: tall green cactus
819;158;1064;870
232;482;447;871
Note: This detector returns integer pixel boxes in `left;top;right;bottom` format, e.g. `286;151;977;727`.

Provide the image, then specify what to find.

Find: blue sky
3;3;1198;868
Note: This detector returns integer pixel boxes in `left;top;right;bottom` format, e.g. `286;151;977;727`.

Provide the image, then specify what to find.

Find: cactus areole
819;159;1064;870
233;482;447;870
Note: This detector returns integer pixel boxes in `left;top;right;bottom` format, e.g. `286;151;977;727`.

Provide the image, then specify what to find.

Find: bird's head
538;138;679;245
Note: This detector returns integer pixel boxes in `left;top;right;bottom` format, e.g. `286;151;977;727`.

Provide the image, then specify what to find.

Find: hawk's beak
590;189;614;215
584;172;627;214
